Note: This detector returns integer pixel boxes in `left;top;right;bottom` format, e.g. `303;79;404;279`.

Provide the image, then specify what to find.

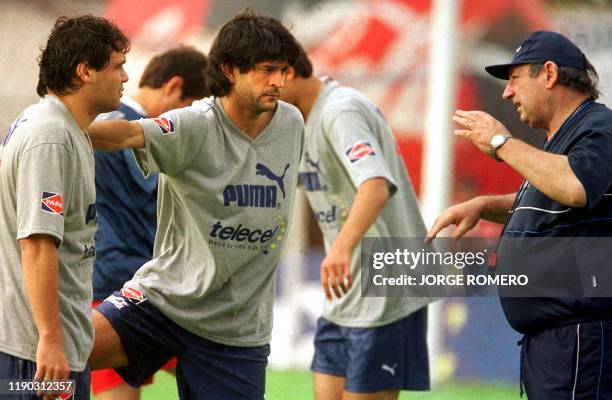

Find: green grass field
130;369;519;400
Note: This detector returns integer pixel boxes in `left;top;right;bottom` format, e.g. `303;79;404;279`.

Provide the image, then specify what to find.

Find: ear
543;61;559;89
221;63;237;84
162;76;185;98
76;62;94;84
285;66;296;81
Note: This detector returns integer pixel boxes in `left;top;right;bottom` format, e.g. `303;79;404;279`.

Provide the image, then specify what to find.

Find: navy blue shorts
96;291;270;400
521;320;612;400
0;351;89;399
311;307;429;393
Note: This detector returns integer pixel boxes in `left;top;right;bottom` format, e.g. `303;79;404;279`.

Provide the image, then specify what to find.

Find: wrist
330;238;355;254
470;196;488;215
38;330;63;343
489;133;513;161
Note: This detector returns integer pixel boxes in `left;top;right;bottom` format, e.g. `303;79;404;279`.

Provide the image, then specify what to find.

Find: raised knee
89;310;129;369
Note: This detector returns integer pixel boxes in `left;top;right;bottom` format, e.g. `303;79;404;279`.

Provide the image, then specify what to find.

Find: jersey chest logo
222;163;290;208
256;163;290;198
300;152;326;192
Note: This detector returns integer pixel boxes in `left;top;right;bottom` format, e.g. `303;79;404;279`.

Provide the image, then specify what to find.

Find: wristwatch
489;133;513;162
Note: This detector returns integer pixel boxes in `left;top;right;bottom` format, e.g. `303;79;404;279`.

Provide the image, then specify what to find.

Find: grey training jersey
299;79;431;327
0;96;97;371
129;97;304;346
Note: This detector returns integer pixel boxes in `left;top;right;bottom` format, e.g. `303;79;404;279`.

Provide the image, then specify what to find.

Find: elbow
567;194;587;208
565;186;587;208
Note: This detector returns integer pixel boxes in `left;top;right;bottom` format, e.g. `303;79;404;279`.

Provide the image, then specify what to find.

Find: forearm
475;193;516;224
453;110;586;207
20;235;63;342
88;120;145;150
332;177;389;252
497;139;586;207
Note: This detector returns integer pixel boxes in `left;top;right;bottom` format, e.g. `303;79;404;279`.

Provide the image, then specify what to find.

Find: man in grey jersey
87;13;303;399
0;16;129;400
280;48;430;400
92;45;208;400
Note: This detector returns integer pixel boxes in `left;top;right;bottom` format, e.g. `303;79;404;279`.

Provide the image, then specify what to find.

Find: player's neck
133;88;161;117
51;92;98;133
298;77;322;121
220;96;274;139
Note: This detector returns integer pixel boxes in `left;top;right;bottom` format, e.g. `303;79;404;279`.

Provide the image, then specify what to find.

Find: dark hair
292;43;313;79
207;11;300;97
529;56;600;100
139;46;209;99
37;15;130;97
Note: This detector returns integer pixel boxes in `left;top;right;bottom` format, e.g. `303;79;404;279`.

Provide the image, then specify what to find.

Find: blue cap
485;30;585;80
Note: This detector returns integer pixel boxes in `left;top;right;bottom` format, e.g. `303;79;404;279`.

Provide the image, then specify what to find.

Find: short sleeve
16;143;73;244
134;106;207;177
323;110;397;193
568;129;612;210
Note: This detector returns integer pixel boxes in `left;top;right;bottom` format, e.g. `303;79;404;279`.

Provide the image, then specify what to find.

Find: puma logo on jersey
300;152;326;192
256;163;290;198
304;152;321;173
222;163;290;208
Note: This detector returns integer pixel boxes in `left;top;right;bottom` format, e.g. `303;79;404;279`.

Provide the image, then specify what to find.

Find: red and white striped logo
121;287;147;304
345;142;375;163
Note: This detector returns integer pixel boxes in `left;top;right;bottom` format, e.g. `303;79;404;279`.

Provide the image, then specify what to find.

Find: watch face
491;134;506;147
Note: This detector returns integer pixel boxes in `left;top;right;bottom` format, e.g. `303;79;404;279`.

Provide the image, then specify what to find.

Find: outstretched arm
426;193;516;241
88;119;145;151
321;177;389;300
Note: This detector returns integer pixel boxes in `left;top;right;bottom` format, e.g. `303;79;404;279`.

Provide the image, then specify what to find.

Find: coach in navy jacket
427;31;612;399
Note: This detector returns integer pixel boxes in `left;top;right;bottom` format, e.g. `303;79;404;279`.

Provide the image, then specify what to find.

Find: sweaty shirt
127;97;304;346
0;96;97;371
300;79;432;327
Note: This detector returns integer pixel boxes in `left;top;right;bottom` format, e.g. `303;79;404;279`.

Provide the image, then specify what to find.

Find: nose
270;70;285;89
502;82;514;99
122;69;129;83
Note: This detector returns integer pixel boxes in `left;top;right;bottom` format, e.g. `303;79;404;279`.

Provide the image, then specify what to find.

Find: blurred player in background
92;45;208;400
281;47;430;400
86;12;304;399
427;31;612;399
0;15;129;400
